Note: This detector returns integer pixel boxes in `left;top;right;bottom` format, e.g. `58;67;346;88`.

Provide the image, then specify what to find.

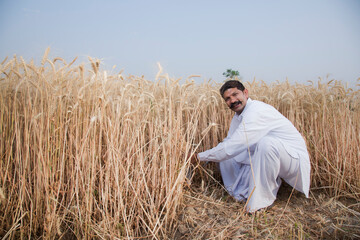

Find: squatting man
193;80;311;212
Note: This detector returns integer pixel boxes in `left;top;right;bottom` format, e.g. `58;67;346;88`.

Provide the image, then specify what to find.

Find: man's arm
198;110;272;163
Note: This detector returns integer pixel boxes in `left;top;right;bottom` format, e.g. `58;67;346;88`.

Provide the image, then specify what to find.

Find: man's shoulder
246;100;279;114
247;99;269;109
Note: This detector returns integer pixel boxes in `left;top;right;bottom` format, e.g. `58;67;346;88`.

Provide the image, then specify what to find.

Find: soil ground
174;166;360;239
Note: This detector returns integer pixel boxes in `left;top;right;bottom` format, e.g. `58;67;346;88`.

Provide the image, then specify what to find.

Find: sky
1;0;359;87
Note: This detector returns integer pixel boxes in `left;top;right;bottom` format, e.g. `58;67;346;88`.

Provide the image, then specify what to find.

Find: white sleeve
198;110;272;163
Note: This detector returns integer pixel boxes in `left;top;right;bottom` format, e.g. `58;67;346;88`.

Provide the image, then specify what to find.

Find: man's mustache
230;101;242;109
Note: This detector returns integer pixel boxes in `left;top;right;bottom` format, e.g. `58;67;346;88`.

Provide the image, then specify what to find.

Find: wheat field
1;51;359;239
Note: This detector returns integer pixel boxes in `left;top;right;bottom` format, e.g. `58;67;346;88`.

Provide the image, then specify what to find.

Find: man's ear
244;89;249;98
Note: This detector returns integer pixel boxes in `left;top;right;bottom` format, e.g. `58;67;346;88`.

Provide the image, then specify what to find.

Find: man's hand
186;151;199;184
190;152;199;165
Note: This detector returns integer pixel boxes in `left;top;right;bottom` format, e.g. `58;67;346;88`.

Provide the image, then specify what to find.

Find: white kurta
198;99;311;212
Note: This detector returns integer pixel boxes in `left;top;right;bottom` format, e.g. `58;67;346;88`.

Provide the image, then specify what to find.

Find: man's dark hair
219;80;246;97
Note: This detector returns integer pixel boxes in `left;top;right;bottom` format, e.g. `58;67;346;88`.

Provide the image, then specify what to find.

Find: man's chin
231;105;243;113
231;108;239;113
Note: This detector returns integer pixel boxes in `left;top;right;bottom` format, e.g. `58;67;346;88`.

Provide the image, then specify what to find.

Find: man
196;80;311;212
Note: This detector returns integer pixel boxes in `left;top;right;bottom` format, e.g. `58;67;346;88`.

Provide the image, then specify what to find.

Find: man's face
223;87;249;114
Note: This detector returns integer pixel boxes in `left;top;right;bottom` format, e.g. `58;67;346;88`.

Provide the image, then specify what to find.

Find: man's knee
256;136;280;156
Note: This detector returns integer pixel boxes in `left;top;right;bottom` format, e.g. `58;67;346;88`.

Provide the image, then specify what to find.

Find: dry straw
0;50;359;239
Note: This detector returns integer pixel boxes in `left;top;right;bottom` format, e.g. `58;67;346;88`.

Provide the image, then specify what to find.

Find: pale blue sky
1;0;359;87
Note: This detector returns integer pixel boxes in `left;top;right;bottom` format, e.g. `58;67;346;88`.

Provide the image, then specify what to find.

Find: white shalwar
198;99;311;212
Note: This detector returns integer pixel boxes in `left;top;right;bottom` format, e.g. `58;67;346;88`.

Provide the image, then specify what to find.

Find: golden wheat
0;52;359;239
